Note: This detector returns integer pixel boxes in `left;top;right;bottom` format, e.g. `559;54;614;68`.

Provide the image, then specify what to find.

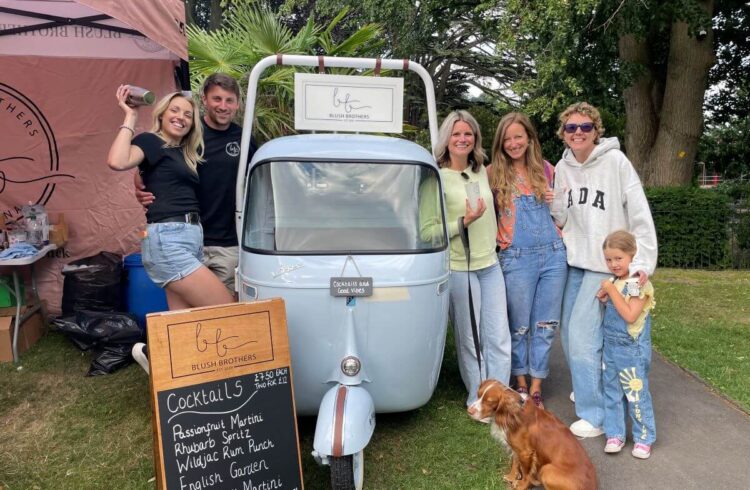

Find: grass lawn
0;324;505;489
0;268;747;488
650;269;750;412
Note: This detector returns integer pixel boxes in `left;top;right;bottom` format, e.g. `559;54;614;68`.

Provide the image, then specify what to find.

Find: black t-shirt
198;121;256;246
134;132;200;223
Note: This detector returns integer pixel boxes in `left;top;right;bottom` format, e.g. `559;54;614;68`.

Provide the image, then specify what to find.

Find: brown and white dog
467;379;598;490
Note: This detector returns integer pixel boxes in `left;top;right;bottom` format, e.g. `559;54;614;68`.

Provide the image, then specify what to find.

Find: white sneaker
132;342;150;375
570;419;604;438
569;391;575;403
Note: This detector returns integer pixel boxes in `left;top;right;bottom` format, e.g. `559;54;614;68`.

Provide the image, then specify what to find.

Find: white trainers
569;391;575;403
570;419;604;438
132;342;150;375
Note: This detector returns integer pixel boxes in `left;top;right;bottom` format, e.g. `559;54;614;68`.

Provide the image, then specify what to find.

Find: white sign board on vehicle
294;73;403;133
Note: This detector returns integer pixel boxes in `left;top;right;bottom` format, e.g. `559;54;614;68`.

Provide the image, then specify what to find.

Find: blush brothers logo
0;83;74;219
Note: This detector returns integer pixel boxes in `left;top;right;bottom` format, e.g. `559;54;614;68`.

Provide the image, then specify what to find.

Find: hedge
645;187;731;269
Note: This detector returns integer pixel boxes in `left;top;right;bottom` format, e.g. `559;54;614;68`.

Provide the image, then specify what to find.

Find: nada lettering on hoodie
566;187;606;211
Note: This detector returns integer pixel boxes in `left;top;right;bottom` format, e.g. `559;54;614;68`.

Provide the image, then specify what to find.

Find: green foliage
716;180;750;261
187;2;383;142
500;0;742;170
706;3;750;123
716;179;750;203
697;118;750;179
287;0;515;126
646;187;731;268
499;0;625;126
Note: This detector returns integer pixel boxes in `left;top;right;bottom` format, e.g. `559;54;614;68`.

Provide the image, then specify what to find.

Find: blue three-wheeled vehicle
234;55;450;489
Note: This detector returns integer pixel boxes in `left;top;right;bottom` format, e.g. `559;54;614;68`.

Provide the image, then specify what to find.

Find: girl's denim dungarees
499;194;567;379
602;292;656;445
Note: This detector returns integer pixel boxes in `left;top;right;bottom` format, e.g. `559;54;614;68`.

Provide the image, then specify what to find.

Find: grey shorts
141;222;203;288
202;245;239;292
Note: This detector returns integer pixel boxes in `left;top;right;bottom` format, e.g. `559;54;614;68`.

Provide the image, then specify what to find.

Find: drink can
125;85;155;107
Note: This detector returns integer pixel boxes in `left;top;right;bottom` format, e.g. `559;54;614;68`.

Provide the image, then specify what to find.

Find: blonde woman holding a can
107;86;233;311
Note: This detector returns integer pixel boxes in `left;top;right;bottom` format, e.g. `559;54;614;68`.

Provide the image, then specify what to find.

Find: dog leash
458;216;483;378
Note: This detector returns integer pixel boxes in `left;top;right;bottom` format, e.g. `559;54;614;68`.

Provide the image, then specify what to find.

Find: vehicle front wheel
330;450;364;490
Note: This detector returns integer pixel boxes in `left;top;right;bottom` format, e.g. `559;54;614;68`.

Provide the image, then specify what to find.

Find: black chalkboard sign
146;300;303;490
156;368;301;490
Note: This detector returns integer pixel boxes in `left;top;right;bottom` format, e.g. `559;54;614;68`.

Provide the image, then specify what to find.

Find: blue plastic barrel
123;253;168;327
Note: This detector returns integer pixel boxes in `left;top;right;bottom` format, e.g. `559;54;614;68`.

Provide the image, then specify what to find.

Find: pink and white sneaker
632;443;652;459
604;437;625;453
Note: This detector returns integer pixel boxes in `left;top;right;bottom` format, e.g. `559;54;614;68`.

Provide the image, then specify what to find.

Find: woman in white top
550;102;657;438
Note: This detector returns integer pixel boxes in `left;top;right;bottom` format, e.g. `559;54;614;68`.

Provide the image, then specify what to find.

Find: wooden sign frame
147;299;303;490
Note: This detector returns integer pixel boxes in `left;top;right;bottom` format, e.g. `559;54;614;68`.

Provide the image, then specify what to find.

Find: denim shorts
141;222;203;288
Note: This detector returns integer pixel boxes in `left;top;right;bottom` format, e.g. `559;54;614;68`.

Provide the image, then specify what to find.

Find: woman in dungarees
488;112;567;408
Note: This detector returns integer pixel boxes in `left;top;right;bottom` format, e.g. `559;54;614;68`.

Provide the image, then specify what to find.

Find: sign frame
329;276;374;297
294;73;404;133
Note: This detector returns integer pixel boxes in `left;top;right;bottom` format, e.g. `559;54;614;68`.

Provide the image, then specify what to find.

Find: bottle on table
26;214;43;248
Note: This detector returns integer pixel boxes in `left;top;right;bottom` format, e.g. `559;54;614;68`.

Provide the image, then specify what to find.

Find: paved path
543;338;750;489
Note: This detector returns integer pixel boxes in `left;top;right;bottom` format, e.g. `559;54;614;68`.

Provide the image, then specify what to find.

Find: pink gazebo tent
0;0;188;314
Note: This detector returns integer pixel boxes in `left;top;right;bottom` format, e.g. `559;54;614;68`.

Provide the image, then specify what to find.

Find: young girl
597;230;656;459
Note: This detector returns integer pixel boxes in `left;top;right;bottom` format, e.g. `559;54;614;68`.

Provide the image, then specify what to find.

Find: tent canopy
0;0;187;59
0;0;188;315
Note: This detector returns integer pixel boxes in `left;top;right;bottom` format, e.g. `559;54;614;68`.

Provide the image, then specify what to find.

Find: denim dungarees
602;291;656;445
499;194;567;379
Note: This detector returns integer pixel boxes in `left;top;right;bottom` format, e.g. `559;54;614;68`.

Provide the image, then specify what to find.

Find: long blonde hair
434;110;486;172
488;112;547;211
150;92;204;172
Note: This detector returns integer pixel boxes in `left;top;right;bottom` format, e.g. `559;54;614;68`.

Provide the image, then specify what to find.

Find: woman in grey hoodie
550;102;657;438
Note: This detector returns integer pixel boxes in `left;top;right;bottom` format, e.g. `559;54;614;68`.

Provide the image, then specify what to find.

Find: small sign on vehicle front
330;277;373;297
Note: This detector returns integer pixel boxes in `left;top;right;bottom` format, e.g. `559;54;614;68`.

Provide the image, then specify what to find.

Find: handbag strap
457;216;483;377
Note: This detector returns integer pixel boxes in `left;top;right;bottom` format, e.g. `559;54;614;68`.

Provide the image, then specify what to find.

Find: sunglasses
563;122;595;134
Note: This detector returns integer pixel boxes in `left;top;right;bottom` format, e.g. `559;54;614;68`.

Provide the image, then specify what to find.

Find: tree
704;4;750;123
186;0;225;30
502;0;746;187
696;4;750;181
285;0;522;126
187;2;382;142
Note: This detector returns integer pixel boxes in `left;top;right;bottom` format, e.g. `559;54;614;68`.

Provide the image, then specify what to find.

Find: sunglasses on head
563;122;595;134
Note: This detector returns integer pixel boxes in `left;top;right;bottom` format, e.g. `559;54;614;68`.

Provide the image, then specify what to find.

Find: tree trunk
619;33;659;180
622;0;716;187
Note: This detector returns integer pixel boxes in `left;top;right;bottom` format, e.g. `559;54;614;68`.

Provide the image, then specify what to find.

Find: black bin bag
52;310;144;376
61;251;123;315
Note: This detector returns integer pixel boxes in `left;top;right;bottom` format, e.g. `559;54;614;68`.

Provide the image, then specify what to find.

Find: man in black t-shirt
136;74;256;294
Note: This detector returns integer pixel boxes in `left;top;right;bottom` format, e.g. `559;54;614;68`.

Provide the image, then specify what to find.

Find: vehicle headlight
340;356;361;377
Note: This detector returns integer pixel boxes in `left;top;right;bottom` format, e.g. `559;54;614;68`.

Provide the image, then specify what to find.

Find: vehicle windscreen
243;160;446;254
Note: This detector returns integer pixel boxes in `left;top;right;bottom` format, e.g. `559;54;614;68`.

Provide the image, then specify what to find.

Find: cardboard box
0;302;47;362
